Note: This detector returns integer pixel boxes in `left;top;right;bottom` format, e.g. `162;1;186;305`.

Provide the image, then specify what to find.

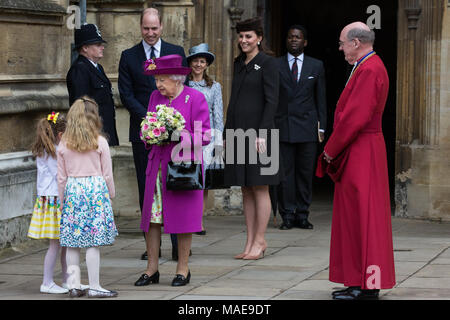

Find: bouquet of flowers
140;104;186;146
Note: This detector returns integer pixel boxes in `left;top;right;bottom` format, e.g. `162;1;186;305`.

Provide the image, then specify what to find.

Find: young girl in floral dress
57;96;118;298
28;112;68;294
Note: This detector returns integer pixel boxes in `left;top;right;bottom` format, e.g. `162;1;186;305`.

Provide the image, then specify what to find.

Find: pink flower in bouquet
153;128;161;137
142;124;149;131
149;117;157;123
160;126;166;133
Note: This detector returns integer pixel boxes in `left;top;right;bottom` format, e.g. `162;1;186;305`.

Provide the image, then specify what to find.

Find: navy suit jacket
118;40;187;142
275;54;327;143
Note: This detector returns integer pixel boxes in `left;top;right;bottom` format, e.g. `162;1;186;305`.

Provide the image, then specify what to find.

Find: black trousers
132;142;177;248
276;141;318;223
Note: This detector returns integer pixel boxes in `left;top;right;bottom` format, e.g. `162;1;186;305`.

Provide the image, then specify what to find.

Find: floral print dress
59;176;118;248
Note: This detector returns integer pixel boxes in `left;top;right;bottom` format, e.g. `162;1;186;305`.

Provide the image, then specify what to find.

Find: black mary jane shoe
134;271;160;286
333;287;380;300
171;271;191;287
195;230;207;236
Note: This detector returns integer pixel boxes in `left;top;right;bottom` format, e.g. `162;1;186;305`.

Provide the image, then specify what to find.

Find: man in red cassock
319;22;396;300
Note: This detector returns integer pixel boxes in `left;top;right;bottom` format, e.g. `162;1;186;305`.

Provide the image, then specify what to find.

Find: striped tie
150;46;156;60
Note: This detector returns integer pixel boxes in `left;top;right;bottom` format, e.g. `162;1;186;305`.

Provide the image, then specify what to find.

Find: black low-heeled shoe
134;271;160;286
279;221;293;230
295;219;314;229
171;271;191;287
332;286;359;296
333;287;380;300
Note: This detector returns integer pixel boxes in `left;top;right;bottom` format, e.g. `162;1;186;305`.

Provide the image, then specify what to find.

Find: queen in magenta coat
134;55;210;288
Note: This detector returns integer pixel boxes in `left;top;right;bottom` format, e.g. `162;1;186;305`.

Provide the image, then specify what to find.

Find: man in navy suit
274;25;327;230
118;8;186;260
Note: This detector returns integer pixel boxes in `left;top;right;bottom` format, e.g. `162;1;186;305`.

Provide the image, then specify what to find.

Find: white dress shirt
88;59;98;69
287;52;304;82
142;38;161;60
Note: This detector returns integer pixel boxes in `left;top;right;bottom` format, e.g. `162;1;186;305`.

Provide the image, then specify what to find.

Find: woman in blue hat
187;43;224;235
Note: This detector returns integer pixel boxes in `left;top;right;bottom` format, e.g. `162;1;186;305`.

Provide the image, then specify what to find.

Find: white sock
66;247;81;289
42;239;59;286
60;246;68;283
86;247;107;292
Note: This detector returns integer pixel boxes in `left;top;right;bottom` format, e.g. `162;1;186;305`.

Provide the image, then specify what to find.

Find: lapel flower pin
254;64;261;71
185;95;190;104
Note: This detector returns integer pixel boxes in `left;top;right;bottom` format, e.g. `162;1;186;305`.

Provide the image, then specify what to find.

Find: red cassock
321;54;396;289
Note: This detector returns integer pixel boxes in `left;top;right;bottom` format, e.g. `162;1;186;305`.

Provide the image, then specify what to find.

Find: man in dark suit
274;25;327;230
118;8;186;260
67;23;119;146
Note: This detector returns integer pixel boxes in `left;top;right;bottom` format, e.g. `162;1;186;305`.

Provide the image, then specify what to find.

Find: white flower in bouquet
140;104;185;145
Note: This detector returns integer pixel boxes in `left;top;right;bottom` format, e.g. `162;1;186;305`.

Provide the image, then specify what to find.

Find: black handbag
204;165;229;190
204;145;229;190
166;161;203;191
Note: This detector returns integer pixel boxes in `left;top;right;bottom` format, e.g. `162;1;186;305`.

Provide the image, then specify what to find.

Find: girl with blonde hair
58;96;118;298
28;111;69;294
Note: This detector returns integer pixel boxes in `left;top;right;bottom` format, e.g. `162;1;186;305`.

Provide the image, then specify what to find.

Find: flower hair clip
47;112;59;124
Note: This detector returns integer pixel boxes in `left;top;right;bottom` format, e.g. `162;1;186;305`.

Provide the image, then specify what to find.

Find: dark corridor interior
264;0;398;207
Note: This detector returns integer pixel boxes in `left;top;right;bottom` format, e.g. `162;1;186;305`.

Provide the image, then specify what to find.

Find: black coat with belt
118;40;187;143
224;51;281;186
275;55;327;143
66;55;119;146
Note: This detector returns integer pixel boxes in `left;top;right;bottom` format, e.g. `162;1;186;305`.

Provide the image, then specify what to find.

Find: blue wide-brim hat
187;43;215;65
74;23;107;50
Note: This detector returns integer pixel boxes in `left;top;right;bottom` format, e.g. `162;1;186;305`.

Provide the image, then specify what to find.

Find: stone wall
395;0;450;222
0;0;257;248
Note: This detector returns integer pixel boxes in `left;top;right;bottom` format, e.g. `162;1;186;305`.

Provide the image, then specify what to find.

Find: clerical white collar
287;52;304;62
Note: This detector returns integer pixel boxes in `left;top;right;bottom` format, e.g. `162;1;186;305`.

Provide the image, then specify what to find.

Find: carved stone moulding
0;0;65;25
228;6;244;28
404;7;422;29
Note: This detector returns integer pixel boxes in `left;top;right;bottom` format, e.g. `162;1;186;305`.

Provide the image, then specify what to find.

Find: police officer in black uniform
66;24;119;146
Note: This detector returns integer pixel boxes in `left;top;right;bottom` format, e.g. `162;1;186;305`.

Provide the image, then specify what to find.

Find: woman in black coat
224;17;280;260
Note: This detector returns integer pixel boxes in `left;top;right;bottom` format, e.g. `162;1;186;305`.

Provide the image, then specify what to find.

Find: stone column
395;0;449;221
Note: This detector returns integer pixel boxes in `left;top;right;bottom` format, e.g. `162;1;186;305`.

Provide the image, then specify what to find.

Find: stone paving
0;195;449;300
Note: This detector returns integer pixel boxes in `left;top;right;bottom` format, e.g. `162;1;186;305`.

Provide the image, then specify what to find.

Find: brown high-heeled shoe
233;252;249;259
242;249;266;260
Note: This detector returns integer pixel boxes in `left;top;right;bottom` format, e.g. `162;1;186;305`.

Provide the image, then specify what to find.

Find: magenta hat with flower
143;54;191;76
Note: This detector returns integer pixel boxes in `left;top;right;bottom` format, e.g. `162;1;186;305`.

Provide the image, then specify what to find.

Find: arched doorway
265;0;398;209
